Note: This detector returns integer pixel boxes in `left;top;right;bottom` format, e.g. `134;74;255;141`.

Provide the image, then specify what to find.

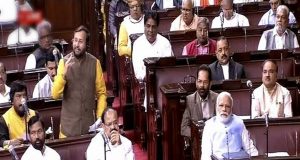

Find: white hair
216;91;233;109
182;0;194;7
276;5;290;17
36;20;52;36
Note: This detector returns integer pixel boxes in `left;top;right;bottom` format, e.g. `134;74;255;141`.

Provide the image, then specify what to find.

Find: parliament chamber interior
0;0;300;159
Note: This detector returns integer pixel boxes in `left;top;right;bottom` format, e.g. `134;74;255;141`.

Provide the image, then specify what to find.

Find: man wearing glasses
25;20;62;70
258;0;296;26
170;0;199;31
211;0;249;29
258;5;299;50
86;107;134;160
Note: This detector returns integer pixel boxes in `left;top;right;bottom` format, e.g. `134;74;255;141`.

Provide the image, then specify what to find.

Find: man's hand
110;129;121;145
63;55;74;79
9;138;23;146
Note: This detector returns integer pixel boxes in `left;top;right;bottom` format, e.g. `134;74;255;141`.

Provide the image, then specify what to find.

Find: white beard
216;113;232;124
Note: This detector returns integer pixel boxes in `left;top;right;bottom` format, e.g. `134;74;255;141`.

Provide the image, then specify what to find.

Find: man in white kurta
251;60;292;118
22;116;61;160
258;0;296;26
7;27;38;45
257;5;299;50
201;92;258;160
86;108;134;160
170;0;200;31
211;0;249;29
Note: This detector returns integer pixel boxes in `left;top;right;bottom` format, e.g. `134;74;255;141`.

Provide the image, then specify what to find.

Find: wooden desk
0;134;94;160
160;80;300;160
143;53;299;160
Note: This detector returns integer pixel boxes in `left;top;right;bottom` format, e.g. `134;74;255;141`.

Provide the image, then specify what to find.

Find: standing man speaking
52;26;107;138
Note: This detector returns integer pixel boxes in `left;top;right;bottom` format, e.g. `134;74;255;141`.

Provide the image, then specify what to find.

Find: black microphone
246;80;252;88
50;116;54;140
8;145;20;160
226;128;230;159
265;113;269;128
21;98;30;115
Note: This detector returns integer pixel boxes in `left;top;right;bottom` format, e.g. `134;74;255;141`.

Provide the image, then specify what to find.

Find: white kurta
7;27;38;45
211;12;249;29
21;145;61;160
32;74;53;98
0;85;10;104
86;133;134;160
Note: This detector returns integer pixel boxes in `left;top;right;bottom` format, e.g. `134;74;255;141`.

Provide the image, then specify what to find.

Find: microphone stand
265;114;269;159
101;133;107;160
24;111;29;144
249;86;253;119
0;22;3;47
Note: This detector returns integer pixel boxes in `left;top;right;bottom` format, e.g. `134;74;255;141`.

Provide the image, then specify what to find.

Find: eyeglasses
129;5;141;9
181;8;192;13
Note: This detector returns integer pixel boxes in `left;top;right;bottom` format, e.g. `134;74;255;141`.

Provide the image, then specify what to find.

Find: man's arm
109;0;118;37
52;59;66;99
181;105;191;137
241;126;258;156
25;54;36;70
257;32;267;50
118;22;131;57
201;124;213;160
251;90;262;119
0;117;9;147
95;60;107;118
283;90;292;117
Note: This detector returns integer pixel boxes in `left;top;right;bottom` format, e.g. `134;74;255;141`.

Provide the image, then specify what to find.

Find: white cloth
7;27;38;45
221;63;229;80
258;9;297;26
32;74;53;98
0;0;17;23
86;133;134;160
194;0;216;6
251;83;292;118
257;27;299;50
132;34;173;80
21;145;61;160
201;115;258;160
25;53;37;70
170;14;199;31
0;85;10;103
211;12;249;29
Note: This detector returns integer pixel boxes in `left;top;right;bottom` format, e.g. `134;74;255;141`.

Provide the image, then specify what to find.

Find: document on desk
268;152;289;157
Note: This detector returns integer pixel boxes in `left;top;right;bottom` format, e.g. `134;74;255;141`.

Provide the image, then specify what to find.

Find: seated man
109;0;129;50
182;17;216;56
0;80;37;148
211;0;249;29
86;107;134;160
25;20;62;69
258;5;299;50
251;60;292;118
118;0;144;57
209;36;245;80
21;115;61;160
0;62;10;103
132;11;173;108
201;92;258;160
7;25;38;46
170;0;199;31
258;0;296;26
181;64;218;138
32;52;57;98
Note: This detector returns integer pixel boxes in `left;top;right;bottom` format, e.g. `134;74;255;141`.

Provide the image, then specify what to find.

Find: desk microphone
226;127;230;159
246;80;252;88
21;98;30;115
8;145;19;160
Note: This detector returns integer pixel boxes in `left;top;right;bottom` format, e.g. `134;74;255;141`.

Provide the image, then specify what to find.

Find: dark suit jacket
208;59;246;81
180;90;218;137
